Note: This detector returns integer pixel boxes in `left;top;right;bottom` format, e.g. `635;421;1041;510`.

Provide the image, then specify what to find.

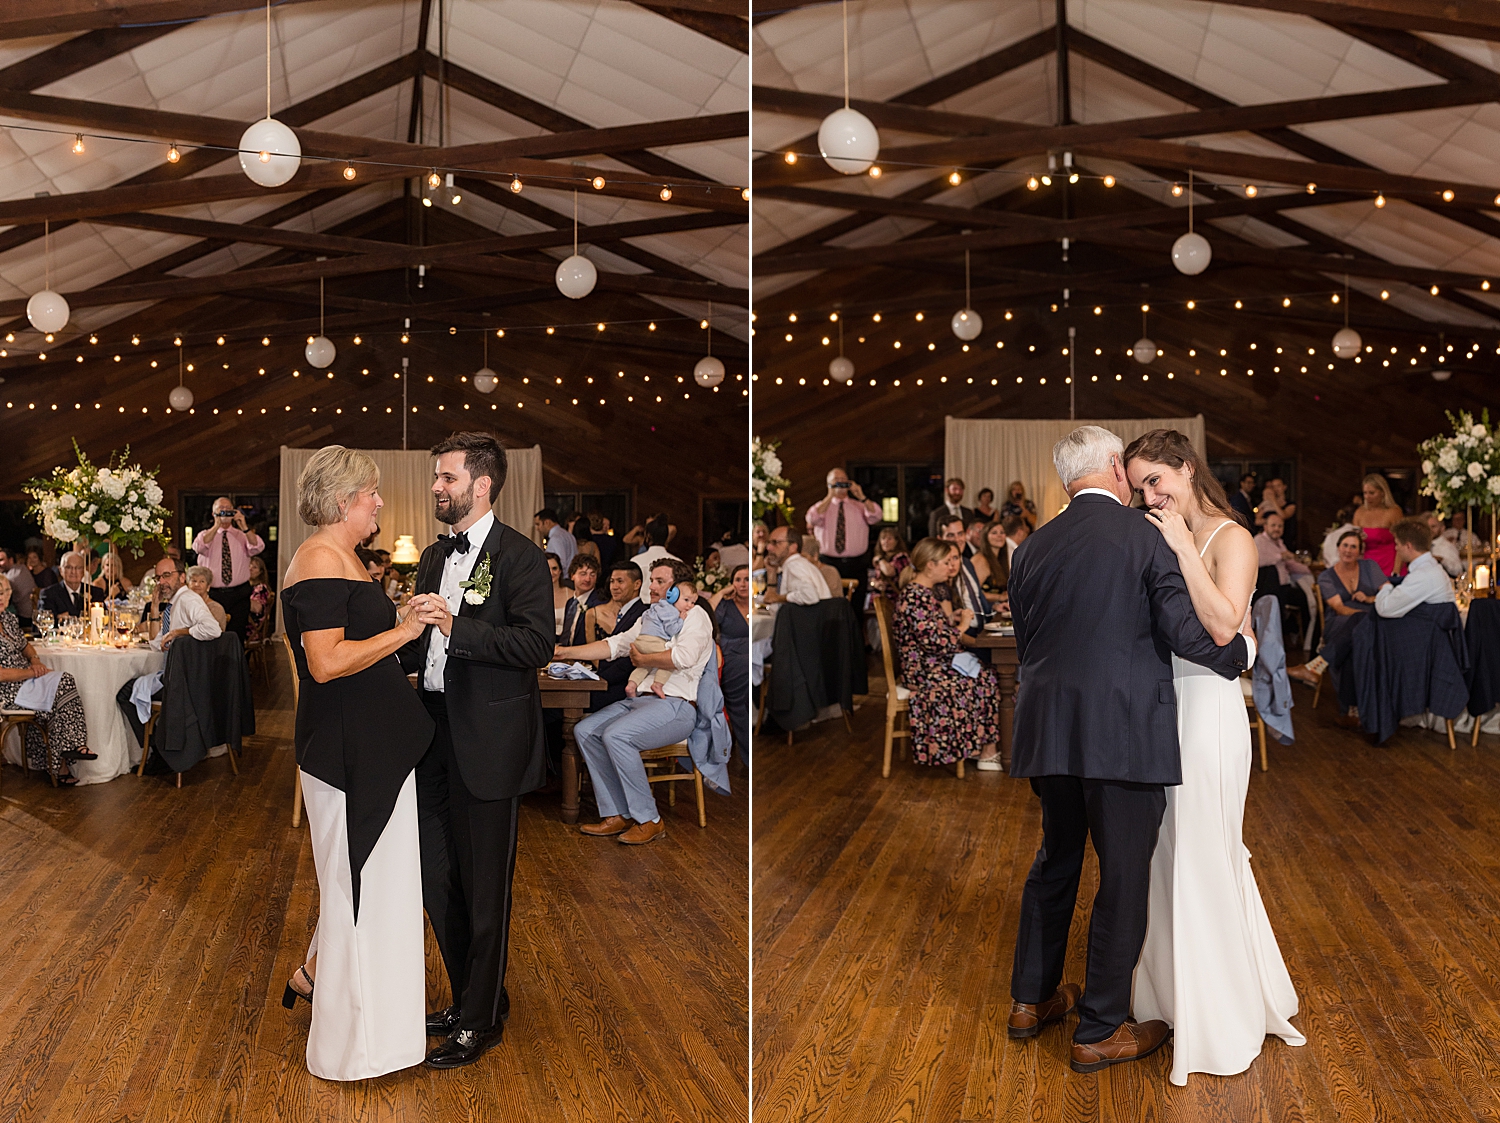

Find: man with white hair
807;467;882;610
40;551;91;618
1004;425;1250;1072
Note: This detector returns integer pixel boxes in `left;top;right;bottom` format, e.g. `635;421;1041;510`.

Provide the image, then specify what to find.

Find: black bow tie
440;532;470;556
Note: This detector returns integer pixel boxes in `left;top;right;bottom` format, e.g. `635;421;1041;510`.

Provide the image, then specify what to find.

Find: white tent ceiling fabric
753;0;1500;325
0;0;747;332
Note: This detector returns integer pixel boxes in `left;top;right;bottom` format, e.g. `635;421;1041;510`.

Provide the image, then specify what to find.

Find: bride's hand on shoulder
1145;507;1196;555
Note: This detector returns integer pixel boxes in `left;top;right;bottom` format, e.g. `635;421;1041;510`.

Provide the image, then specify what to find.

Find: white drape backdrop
276;444;543;597
945;416;1206;527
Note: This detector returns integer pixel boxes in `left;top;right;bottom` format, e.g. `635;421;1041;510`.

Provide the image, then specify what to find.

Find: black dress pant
826;552;870;614
209;582;252;641
1011;775;1167;1044
418;689;521;1032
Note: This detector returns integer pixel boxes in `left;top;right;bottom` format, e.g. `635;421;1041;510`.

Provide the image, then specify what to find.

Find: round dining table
14;642;166;784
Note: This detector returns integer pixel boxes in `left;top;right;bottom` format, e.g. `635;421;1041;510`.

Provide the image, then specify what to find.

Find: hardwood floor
753;671;1500;1122
0;658;747;1123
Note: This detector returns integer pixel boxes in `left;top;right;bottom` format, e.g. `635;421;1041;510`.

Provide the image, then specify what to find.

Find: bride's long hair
1122;429;1238;523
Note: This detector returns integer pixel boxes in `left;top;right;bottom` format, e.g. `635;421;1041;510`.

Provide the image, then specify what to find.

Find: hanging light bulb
474;331;497;393
167;143;181;163
446;172;461;205
1331;276;1361;358
659;186;673;201
239;2;300;187
695;302;726;387
72;134;84;154
1375;193;1387;208
1133;304;1156;365
555;191;597;299
26;221;68;334
818;0;879;174
343;164;356;180
948;170;962;186
591;176;606;190
428;169;442;189
509;176;523;193
1102;175;1115;188
951;248;983;341
305;278;336;367
169;347;193;410
829;314;853;381
1171;170;1211;275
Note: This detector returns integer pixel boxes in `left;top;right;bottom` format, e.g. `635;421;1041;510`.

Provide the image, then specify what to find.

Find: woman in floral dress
894;538;1001;769
0;574;92;783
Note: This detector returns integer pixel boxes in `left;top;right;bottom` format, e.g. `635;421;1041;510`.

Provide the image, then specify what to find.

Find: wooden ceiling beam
1177;0;1500;42
632;2;747;52
0;26;176;89
0;0;325;38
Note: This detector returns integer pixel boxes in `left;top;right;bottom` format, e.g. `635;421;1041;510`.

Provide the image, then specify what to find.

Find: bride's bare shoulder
1207;520;1256;564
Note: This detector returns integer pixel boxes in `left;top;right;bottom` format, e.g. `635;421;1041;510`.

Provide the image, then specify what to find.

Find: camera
833;481;851;490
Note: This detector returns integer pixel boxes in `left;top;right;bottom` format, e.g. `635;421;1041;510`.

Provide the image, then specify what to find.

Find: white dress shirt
423;511;494;691
1072;487;1123;504
151;585;223;650
631;544;678;585
777;552;833;606
1005;536;1021;564
1374;552;1454;619
603;600;713;701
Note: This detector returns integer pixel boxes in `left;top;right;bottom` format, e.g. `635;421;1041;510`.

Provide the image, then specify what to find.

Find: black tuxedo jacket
928;504;975;538
41;583;87;617
1008;493;1249;785
398;516;555;800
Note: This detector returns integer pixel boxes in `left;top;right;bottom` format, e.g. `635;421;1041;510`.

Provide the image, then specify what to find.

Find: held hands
395;600;427;639
409;593;454;637
1145;506;1196;556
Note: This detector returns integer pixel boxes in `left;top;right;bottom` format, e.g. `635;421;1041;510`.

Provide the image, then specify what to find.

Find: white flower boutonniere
460;552;493;606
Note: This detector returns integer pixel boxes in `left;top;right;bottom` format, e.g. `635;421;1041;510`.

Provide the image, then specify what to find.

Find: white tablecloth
751;609;774;687
4;644;166;784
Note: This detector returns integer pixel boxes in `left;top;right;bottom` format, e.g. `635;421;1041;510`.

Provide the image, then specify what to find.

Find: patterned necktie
160;601;172;636
834;499;846;554
221;532;234;586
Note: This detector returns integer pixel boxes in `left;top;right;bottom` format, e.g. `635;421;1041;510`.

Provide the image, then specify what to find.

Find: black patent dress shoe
425;1024;503;1069
426;1004;460;1037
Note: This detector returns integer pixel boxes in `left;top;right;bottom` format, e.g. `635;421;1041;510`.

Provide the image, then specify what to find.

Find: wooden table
541;674;608;824
969;631;1018;769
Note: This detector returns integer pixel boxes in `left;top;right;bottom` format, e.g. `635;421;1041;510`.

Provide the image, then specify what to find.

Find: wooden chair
840;578;859;602
872;596;911;778
138;695;239;788
1240;675;1269;773
1309;585;1325;710
640;743;706;827
0;709;54;789
244;590;278;687
283;632;305;827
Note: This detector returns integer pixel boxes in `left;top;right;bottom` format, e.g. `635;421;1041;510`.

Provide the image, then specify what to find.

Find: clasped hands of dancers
1004;427;1304;1085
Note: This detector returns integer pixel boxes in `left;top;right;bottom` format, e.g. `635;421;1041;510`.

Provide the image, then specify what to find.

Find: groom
1006;426;1249;1073
399;432;554;1069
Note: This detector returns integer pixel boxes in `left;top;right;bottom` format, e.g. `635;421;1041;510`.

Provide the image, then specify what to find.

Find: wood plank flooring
0;657;747;1123
753;671;1500;1122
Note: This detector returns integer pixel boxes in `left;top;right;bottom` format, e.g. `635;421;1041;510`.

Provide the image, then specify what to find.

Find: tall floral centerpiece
1418;410;1500;588
25;442;171;611
752;437;793;527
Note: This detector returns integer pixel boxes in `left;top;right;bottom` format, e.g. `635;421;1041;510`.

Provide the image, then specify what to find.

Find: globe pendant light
239;1;300;188
305;276;336;368
474;332;497;393
1331;275;1361;359
555;191;597;299
1432;368;1453;382
169;345;193;410
694;303;725;387
1171;169;1211;276
829;315;854;381
26;220;69;334
1132;303;1157;365
951;248;983;340
818;0;879;175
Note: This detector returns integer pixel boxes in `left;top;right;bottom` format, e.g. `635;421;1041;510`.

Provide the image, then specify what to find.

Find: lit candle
1477;564;1491;591
90;603;105;642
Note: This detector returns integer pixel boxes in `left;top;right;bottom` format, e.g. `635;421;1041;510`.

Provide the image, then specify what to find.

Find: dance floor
754;668;1500;1122
0;658;747;1123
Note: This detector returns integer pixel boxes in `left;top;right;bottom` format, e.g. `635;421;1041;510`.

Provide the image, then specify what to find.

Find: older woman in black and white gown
0;573;94;783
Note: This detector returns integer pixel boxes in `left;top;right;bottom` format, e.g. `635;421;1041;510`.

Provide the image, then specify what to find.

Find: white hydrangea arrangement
1419;410;1500;515
752;437;793;524
25;440;170;556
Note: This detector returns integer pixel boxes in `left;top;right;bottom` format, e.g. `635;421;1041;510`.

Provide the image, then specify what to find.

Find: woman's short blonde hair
298;445;379;526
186;565;213;586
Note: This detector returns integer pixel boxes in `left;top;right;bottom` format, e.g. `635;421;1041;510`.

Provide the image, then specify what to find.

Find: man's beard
435;484;474;525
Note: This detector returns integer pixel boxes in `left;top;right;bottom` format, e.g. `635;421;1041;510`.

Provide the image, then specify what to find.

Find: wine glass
34;609;53;642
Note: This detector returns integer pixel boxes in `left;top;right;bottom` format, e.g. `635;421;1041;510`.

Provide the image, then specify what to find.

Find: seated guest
545;552;572;640
868;528;910;602
800;535;844;599
1254;512;1313;637
713;565;750;755
186;565;230;630
40;551;92;617
963;515;989;559
0;547;36;626
937;515;992;634
26;547;59;590
999;480;1038;530
626;579;699;699
974;487;997;521
1427;513;1463;577
94;552;134;600
1321;508;1356;567
585;561;648;712
751;522;769;569
246;556;274;641
894;538;1001;770
533;508;576;573
1002;514;1030;563
1445;510;1480;553
1375;518;1455;618
0;572;94;783
561;554;607;646
355;546;384;586
1302;529;1390;714
763;526;833;607
972;521;1011;606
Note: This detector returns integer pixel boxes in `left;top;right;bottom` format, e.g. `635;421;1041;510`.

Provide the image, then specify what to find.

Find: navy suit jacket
1007;492;1250;785
560;586;610;647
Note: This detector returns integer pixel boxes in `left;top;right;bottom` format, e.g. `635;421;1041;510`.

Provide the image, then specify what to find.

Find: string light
72;134;84;154
868;166;881;178
592;176;606;190
1102;175;1115;187
948;170;961;186
784;151;797;164
167;143;181;163
660;186;673;201
1442;189;1455;202
509;176;523;193
343;164;356;180
1375;194;1386;208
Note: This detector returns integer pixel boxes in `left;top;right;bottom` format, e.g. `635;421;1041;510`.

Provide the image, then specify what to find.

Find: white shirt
152;585;223;650
603;599;714;701
545;524;576;573
1444;527;1479;550
423;510;494;691
1430;534;1463;577
777;552;833;606
1072;487;1123;504
1005;536;1021;563
631;545;678;585
1374;552;1455;619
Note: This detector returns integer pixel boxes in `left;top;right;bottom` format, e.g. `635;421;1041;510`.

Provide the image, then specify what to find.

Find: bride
1123;429;1304;1086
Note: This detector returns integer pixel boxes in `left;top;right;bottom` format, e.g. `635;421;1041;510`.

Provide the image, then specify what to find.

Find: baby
626;581;699;699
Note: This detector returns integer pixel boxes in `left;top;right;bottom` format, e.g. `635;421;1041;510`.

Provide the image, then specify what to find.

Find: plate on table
983;621;1014;635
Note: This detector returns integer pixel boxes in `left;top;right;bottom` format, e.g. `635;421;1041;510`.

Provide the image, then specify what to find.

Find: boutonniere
460;552;492;605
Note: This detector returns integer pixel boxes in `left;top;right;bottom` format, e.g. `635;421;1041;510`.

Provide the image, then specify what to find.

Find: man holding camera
191;498;264;642
806;467;882;612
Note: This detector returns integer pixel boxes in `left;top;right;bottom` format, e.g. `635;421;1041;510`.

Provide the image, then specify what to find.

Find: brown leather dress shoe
580;815;631;837
1287;664;1320;686
1070;1019;1172;1073
1007;983;1082;1039
618;818;666;845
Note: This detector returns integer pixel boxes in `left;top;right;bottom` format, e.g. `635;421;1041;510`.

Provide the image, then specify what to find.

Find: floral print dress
0;613;90;772
894;583;1000;766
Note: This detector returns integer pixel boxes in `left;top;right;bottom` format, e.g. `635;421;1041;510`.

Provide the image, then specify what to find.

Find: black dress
281;578;434;916
715;598;750;749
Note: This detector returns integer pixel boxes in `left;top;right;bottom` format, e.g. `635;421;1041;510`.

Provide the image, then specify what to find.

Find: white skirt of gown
1132;653;1305;1085
301;769;426;1081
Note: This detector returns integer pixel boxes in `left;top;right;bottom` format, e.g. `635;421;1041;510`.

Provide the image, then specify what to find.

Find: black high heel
281;965;314;1009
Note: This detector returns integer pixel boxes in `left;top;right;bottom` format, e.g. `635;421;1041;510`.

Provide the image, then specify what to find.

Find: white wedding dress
1132;521;1305;1085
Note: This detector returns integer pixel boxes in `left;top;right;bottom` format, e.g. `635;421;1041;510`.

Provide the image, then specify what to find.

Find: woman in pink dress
1353;474;1402;575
